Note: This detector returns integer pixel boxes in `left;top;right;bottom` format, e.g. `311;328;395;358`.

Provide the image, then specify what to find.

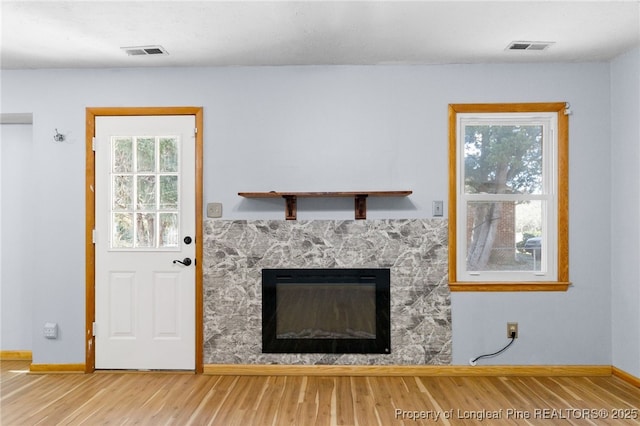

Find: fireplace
262;268;391;354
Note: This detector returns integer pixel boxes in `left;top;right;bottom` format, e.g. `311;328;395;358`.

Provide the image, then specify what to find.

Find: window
110;135;181;250
448;103;570;291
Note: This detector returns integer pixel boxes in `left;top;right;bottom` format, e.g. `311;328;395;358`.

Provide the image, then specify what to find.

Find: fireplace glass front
262;268;390;354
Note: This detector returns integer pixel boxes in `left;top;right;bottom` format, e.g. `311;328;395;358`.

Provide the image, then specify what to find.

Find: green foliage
464;125;542;194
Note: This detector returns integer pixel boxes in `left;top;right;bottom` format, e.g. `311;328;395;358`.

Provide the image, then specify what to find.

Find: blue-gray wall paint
0;58;636;372
0;123;34;351
611;47;640;377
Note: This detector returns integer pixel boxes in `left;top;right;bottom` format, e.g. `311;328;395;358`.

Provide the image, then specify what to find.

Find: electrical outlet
44;322;58;339
507;322;518;339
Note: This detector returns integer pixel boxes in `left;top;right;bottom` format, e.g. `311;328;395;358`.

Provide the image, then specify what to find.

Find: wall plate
207;202;222;218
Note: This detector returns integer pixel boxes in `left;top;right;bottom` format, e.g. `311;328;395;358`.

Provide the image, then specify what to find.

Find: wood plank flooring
2;360;639;425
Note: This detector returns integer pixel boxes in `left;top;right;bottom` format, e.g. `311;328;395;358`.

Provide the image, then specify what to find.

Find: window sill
448;282;571;292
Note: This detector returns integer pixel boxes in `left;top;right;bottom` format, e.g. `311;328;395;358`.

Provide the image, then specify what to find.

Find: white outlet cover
207;202;223;218
44;322;58;339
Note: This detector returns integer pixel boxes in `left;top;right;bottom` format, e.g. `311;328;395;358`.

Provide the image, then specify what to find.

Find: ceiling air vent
506;41;554;51
121;45;169;56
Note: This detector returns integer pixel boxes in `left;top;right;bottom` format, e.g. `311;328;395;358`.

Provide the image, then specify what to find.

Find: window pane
466;200;542;272
159;137;179;172
112;137;133;173
112;213;133;248
159;213;179;248
136;137;156;172
109;132;182;251
159;175;178;209
112;175;133;210
136;213;155;247
464;125;543;195
136;175;156;210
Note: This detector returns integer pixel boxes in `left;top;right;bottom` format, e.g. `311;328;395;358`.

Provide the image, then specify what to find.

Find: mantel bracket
284;195;297;220
354;194;368;220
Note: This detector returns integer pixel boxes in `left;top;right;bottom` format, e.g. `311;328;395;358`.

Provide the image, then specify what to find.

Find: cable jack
507;322;518;339
469;331;517;366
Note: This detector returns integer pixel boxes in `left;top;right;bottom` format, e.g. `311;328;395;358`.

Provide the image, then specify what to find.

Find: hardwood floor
2;360;639;425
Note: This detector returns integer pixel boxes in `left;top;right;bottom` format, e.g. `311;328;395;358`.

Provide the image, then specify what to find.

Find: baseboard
612;366;640;388
203;364;612;377
16;360;638;386
0;350;32;361
29;363;86;374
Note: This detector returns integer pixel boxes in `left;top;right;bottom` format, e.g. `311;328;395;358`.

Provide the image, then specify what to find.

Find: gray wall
0;57;635;371
0;123;34;350
611;47;640;377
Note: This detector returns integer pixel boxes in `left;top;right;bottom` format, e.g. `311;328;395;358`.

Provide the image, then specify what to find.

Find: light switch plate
433;200;444;217
207;202;223;218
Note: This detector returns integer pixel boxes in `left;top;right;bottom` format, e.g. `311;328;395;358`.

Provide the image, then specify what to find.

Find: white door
95;115;196;370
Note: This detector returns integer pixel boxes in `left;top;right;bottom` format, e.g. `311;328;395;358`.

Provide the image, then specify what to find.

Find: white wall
611;47;640;378
1;123;34;350
0;61;616;365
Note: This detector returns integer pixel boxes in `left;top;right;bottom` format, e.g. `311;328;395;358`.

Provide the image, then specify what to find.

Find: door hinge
92;229;96;244
194;127;198;135
92;137;96;151
92;322;96;337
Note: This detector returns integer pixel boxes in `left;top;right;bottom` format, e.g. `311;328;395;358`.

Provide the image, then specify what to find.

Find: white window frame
448;103;570;292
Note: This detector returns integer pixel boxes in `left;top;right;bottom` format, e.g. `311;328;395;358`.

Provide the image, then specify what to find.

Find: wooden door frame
85;107;204;373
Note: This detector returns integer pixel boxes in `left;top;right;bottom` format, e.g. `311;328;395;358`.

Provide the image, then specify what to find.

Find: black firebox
262;268;390;354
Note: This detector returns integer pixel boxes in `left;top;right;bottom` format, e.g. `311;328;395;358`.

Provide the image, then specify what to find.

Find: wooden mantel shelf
238;191;412;220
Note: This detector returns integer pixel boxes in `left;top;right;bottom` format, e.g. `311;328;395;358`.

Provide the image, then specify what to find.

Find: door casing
86;107;204;373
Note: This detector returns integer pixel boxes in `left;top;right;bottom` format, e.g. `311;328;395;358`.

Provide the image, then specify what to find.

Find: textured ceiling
1;1;639;69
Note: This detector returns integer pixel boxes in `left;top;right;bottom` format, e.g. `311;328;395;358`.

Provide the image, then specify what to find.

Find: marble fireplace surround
204;219;451;365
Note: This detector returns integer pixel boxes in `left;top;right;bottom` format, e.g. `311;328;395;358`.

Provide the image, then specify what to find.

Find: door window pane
112;213;134;248
112;175;133;210
136;213;156;248
136;175;156;210
113;138;133;173
159;175;178;209
159;137;178;172
136;137;156;172
159;213;179;248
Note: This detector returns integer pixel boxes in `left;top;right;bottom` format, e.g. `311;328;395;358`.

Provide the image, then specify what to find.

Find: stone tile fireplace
203;219;450;365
